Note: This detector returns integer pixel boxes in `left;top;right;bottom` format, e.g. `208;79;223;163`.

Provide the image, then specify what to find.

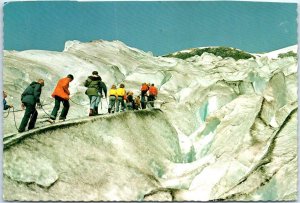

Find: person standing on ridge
18;79;44;133
126;91;135;110
148;84;158;108
98;80;107;113
108;84;117;113
3;91;13;110
49;74;74;122
140;82;149;109
116;83;126;112
134;96;141;110
84;71;102;116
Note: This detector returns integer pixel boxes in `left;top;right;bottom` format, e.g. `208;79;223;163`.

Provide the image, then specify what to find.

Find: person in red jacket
49;74;74;122
140;82;149;109
148;84;158;108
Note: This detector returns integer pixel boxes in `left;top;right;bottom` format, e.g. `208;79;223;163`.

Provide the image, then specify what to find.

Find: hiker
3;91;13;110
140;83;149;109
126;91;135;111
116;83;126;112
148;84;158;108
98;80;108;112
84;71;102;116
49;74;74;122
108;84;117;113
134;96;141;110
18;79;44;133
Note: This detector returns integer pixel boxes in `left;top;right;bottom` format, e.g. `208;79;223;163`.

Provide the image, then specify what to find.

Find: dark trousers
148;95;155;107
50;96;70;120
19;103;38;132
141;95;147;109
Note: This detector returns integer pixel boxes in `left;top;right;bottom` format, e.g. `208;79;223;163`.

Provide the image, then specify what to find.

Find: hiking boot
108;108;111;113
47;119;55;124
59;117;66;121
89;109;94;116
94;108;98;115
18;129;25;133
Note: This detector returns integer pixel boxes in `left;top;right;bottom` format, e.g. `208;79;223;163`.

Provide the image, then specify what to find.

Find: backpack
141;84;149;91
149;86;158;96
99;81;107;97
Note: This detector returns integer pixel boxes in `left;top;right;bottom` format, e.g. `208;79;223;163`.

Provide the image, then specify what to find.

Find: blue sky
3;1;297;55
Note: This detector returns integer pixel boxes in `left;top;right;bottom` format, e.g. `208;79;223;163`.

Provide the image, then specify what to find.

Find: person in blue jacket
3;91;13;110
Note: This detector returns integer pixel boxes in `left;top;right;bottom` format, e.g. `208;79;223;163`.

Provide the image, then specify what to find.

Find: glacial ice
2;40;298;201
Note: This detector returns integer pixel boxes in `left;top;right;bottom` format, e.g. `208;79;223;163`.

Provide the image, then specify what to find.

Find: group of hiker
108;85;140;113
107;82;158;113
3;71;159;133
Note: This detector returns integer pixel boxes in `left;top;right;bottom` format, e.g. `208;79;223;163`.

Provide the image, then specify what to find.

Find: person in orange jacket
49;74;74;122
140;82;149;109
148;84;158;108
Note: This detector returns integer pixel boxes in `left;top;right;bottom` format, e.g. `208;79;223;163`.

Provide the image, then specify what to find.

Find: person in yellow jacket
116;83;126;112
108;84;118;113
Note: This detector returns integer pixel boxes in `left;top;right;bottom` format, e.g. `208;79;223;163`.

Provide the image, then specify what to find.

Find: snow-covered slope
3;40;298;201
254;45;298;58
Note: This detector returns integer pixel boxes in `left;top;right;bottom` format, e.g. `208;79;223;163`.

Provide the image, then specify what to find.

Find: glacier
2;40;298;201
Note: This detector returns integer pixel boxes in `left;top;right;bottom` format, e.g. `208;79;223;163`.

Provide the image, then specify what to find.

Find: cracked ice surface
3;40;298;201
